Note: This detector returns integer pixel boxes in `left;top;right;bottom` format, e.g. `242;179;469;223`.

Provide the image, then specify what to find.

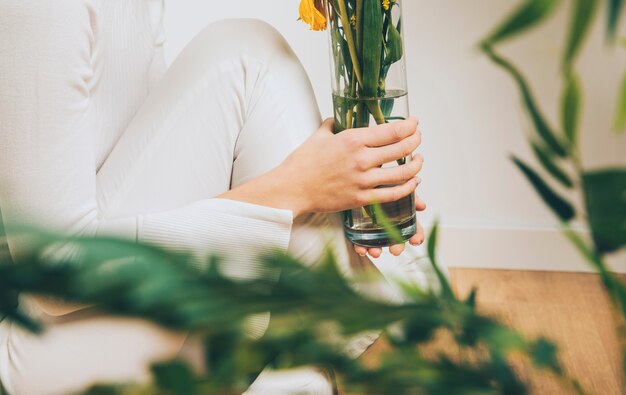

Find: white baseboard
435;225;626;273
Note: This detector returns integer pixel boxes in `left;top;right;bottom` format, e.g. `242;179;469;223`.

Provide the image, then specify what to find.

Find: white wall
163;1;626;272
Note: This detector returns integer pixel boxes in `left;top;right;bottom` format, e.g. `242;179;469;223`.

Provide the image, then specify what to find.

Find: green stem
346;72;356;128
356;102;369;127
337;0;363;87
356;0;363;59
367;102;386;124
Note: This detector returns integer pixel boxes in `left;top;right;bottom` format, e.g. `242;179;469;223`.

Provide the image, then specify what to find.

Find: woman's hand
353;193;426;258
270;116;423;215
220;117;424;252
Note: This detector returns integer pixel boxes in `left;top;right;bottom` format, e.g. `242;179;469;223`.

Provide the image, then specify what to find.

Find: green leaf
511;156;576;221
384;21;403;66
465;287;478;310
372;202;404;244
531;142;573;188
530;338;562;371
561;71;582;144
152;361;198;395
380;98;395;118
338;31;354;83
483;0;561;46
563;0;599;68
426;222;455;299
332;94;352;132
582;169;626;254
2;310;42;334
482;47;569;157
362;0;383;97
561;226;606;272
615;70;626;133
607;0;625;42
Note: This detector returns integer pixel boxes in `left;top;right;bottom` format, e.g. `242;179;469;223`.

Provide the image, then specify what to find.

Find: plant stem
347;72;356;128
337;0;363;87
356;0;363;57
367;102;386;124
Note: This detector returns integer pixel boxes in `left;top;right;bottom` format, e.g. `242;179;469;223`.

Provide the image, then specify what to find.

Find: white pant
0;19;402;395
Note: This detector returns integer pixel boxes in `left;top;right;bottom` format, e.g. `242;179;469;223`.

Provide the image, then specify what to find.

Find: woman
0;1;425;394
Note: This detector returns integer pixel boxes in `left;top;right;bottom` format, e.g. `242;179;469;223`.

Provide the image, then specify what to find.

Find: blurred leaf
0;223;583;395
607;0;625;42
530;338;561;371
362;0;383;97
465;288;478;310
427;222;455;299
562;226;626;381
372;203;404;244
561;71;582;145
481;324;527;355
80;385;135;395
2;310;41;334
0;209;12;265
562;226;607;273
511;156;575;221
151;361;198;395
582;169;626;254
615;70;626;133
531;142;573;188
482;46;569;157
563;0;599;68
483;0;561;46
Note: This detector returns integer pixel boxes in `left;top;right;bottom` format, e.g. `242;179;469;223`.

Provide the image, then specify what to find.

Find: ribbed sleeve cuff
96;216;138;241
137;198;293;279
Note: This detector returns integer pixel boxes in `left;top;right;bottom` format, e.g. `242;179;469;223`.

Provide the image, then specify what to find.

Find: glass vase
326;0;416;247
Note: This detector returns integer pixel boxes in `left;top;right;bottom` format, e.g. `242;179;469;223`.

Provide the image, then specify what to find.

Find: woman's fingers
367;131;421;167
353;220;424;256
409;221;425;246
353;117;418;147
368;248;383;258
353;245;382;258
415;194;427;211
364;176;418;205
366;155;423;187
354;244;368;256
389;243;406;256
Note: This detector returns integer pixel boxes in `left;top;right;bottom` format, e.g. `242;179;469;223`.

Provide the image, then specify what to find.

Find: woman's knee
193;18;298;68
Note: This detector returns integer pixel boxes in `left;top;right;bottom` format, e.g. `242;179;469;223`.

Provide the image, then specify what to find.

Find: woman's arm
220;117;425;256
221;117;422;218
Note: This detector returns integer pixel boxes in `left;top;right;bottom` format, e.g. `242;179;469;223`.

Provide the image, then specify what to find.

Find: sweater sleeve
0;2;293;292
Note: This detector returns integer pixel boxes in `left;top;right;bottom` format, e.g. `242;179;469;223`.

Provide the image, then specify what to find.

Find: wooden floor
359;269;626;395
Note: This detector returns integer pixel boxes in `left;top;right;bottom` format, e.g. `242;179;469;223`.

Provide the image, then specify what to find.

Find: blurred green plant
480;0;626;378
0;221;582;395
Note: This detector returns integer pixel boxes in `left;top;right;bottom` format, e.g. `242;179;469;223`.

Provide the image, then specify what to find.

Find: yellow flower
382;0;391;11
299;0;327;31
350;15;357;27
